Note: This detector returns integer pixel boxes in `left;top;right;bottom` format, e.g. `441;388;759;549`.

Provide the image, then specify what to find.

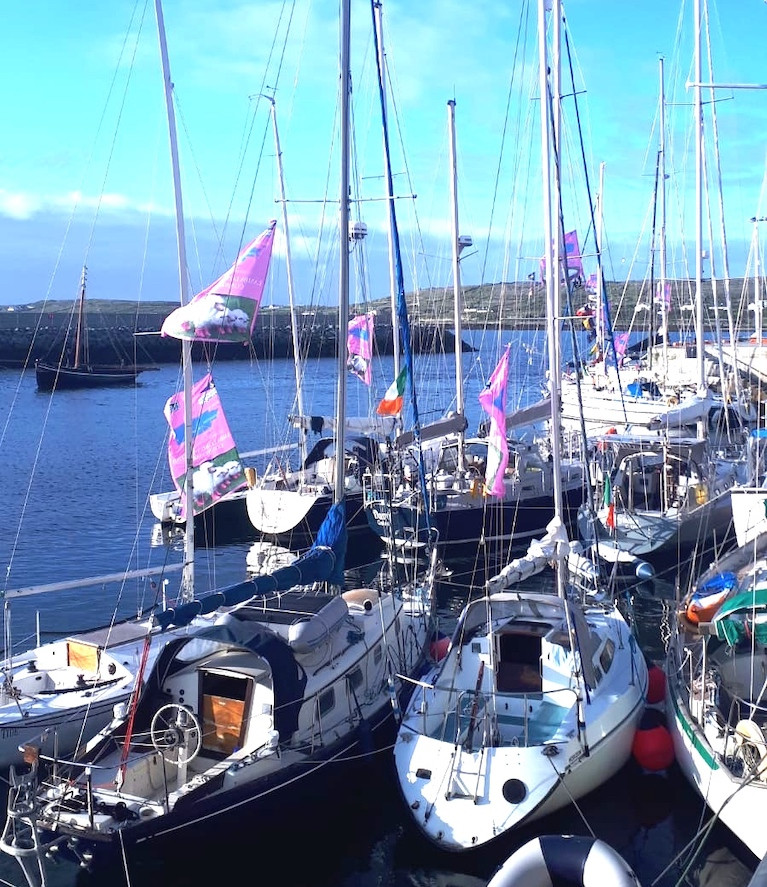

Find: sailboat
0;564;190;770
391;0;648;852
666;530;767;861
0;2;435;880
577;431;741;565
34;267;155;392
242;91;396;555
576;26;757;569
364;100;585;563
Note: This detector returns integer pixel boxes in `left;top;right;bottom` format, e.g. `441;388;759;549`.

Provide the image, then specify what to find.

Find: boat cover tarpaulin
709;587;767;646
155;501;347;630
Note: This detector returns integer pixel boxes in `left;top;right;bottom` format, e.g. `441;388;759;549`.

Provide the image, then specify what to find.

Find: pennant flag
164;373;246;520
563;230;584;276
347;312;374;385
603;474;616;531
614;332;630;359
161;220;277;343
586;272;598;295
478;344;511;498
377;366;407;416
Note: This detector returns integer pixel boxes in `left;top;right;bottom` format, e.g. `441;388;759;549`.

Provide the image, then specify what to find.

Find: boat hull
366;483;584;558
35;361;148;391
665;655;767;860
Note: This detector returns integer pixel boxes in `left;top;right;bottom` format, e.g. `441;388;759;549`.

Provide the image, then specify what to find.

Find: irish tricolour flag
377;366;407;416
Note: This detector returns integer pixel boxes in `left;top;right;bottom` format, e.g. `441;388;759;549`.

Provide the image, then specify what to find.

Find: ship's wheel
150;703;202;763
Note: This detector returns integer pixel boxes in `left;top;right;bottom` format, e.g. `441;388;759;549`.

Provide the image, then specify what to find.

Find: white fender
487;836;642;887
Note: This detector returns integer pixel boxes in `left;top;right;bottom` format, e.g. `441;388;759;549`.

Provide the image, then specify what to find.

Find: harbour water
0;334;758;887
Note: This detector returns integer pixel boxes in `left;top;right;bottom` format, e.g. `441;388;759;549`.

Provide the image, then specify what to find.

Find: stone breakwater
0;310;472;368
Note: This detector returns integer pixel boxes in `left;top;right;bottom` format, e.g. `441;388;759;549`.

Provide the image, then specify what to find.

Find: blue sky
1;0;766;310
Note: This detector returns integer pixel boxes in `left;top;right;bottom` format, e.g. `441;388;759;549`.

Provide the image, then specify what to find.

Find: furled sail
161;221;277;342
164;373;246;519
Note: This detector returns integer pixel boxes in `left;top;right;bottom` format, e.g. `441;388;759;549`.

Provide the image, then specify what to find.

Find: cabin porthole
502;779;527;804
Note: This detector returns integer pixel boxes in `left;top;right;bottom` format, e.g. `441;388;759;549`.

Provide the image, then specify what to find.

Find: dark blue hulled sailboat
0;2;436;880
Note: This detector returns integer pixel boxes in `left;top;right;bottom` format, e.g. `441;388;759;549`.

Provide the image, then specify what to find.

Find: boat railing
416;683;577;749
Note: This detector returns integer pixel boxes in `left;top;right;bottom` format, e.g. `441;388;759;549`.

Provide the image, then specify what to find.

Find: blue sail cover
155;501;347;630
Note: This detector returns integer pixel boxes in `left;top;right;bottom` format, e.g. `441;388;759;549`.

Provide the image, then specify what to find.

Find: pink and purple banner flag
163;373;245;519
539;230;583;286
563;230;583;273
613;332;630;360
347;312;374;385
478;344;511;498
161;220;277;343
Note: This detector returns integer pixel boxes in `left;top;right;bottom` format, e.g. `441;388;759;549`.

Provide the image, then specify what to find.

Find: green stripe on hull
668;673;719;771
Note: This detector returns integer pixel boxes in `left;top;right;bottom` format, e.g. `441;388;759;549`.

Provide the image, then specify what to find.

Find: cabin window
349;667;364;691
438;445;459;474
374;645;382;665
319;687;335;716
67;642;100;674
200;670;252;757
599;638;615;674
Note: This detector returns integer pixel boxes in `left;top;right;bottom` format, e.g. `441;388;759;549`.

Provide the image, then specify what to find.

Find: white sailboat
578;18;757;569
391;0;648;852
243;94;395;554
666;530;767;861
0;3;435;883
577;431;741;564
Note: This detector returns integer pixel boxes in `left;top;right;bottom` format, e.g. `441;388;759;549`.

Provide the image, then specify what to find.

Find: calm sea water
0;334;758;887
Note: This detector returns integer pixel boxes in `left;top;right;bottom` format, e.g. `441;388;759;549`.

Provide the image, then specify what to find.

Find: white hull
394;587;647;851
666;655;767;860
665;533;767;861
0;619;183;769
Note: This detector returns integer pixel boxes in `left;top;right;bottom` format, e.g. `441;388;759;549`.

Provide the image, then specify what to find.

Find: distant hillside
6;277;753;330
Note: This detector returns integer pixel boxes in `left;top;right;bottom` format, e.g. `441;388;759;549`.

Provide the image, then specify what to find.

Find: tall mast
155;0;194;602
373;0;400;385
753;218;764;342
539;0;564;599
73;266;87;369
658;57;669;377
267;96;307;470
448;99;467;469
334;0;351;504
694;0;705;404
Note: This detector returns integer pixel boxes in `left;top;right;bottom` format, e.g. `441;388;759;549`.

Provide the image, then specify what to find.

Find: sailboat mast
373;0;401;385
694;0;706;400
155;0;194;602
268;97;307;470
539;0;565;599
73;266;87;370
334;0;351;504
659;57;669;376
448;99;466;468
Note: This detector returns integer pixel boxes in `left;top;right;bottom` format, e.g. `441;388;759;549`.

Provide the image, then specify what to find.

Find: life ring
341;588;382;612
487;835;642;887
734;719;767;780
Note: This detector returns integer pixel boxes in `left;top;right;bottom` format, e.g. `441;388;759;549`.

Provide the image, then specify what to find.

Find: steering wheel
150;703;202;764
